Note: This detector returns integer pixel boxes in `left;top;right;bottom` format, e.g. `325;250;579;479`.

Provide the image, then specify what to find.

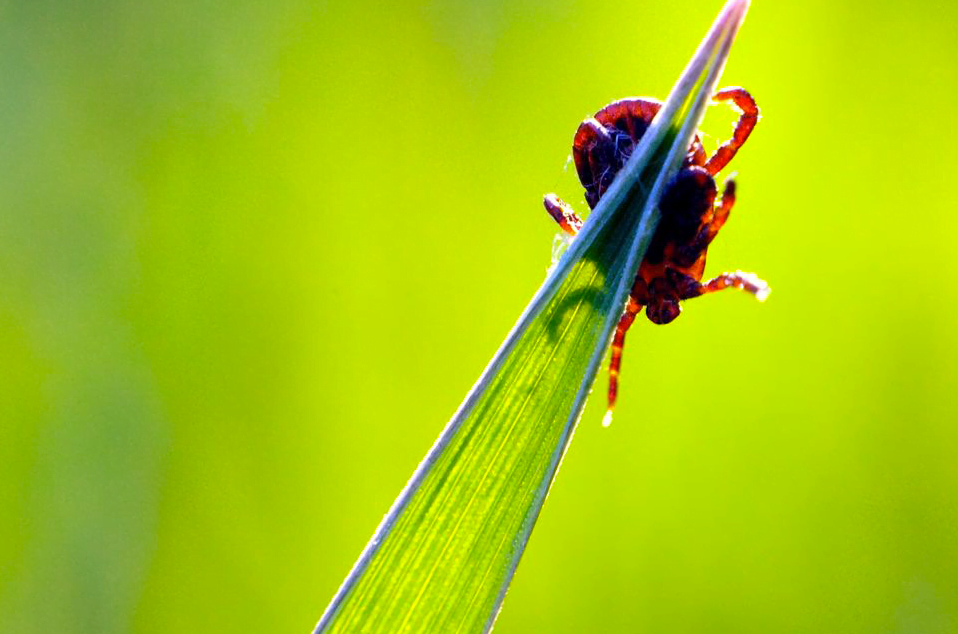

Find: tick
543;87;769;422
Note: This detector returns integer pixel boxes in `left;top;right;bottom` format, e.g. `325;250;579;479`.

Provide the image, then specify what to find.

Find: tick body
543;87;768;418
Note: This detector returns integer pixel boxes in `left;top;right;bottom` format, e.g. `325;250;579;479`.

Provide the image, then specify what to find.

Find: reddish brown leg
704;87;759;175
706;178;736;243
543;193;583;236
604;274;652;424
607;297;641;420
686;270;770;301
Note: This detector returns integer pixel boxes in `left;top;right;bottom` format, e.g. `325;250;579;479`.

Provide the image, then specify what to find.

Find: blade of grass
314;2;750;631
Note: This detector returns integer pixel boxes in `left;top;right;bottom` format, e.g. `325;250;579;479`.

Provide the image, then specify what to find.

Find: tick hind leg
690;179;769;300
704;87;759;175
543;193;582;236
679;270;770;302
607;299;639;414
606;276;650;420
705;178;735;244
698;271;770;301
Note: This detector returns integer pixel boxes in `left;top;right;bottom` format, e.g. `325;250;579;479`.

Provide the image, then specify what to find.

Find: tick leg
704;87;759;175
683;270;770;302
675;177;737;279
607;297;641;413
706;178;736;243
607;275;649;413
543;193;582;236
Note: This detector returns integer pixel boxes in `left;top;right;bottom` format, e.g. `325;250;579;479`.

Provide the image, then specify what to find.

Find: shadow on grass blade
314;1;750;632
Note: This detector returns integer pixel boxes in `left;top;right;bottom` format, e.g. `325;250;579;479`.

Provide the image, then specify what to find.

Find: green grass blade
314;2;750;632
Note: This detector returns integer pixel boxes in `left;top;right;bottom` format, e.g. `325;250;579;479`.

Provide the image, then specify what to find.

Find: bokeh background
2;0;957;632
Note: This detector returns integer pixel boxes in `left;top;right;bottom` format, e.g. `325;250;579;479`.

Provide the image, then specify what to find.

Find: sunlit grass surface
2;0;958;633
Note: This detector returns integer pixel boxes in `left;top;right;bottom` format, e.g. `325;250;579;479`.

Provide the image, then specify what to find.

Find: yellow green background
2;0;956;631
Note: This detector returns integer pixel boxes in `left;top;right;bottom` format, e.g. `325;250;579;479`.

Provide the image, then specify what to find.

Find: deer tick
543;87;769;423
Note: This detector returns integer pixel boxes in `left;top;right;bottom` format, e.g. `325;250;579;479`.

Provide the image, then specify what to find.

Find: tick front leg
704;87;759;176
686;270;770;302
543;193;583;236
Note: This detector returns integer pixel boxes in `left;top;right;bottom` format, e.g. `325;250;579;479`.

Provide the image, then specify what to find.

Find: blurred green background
2;0;957;632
